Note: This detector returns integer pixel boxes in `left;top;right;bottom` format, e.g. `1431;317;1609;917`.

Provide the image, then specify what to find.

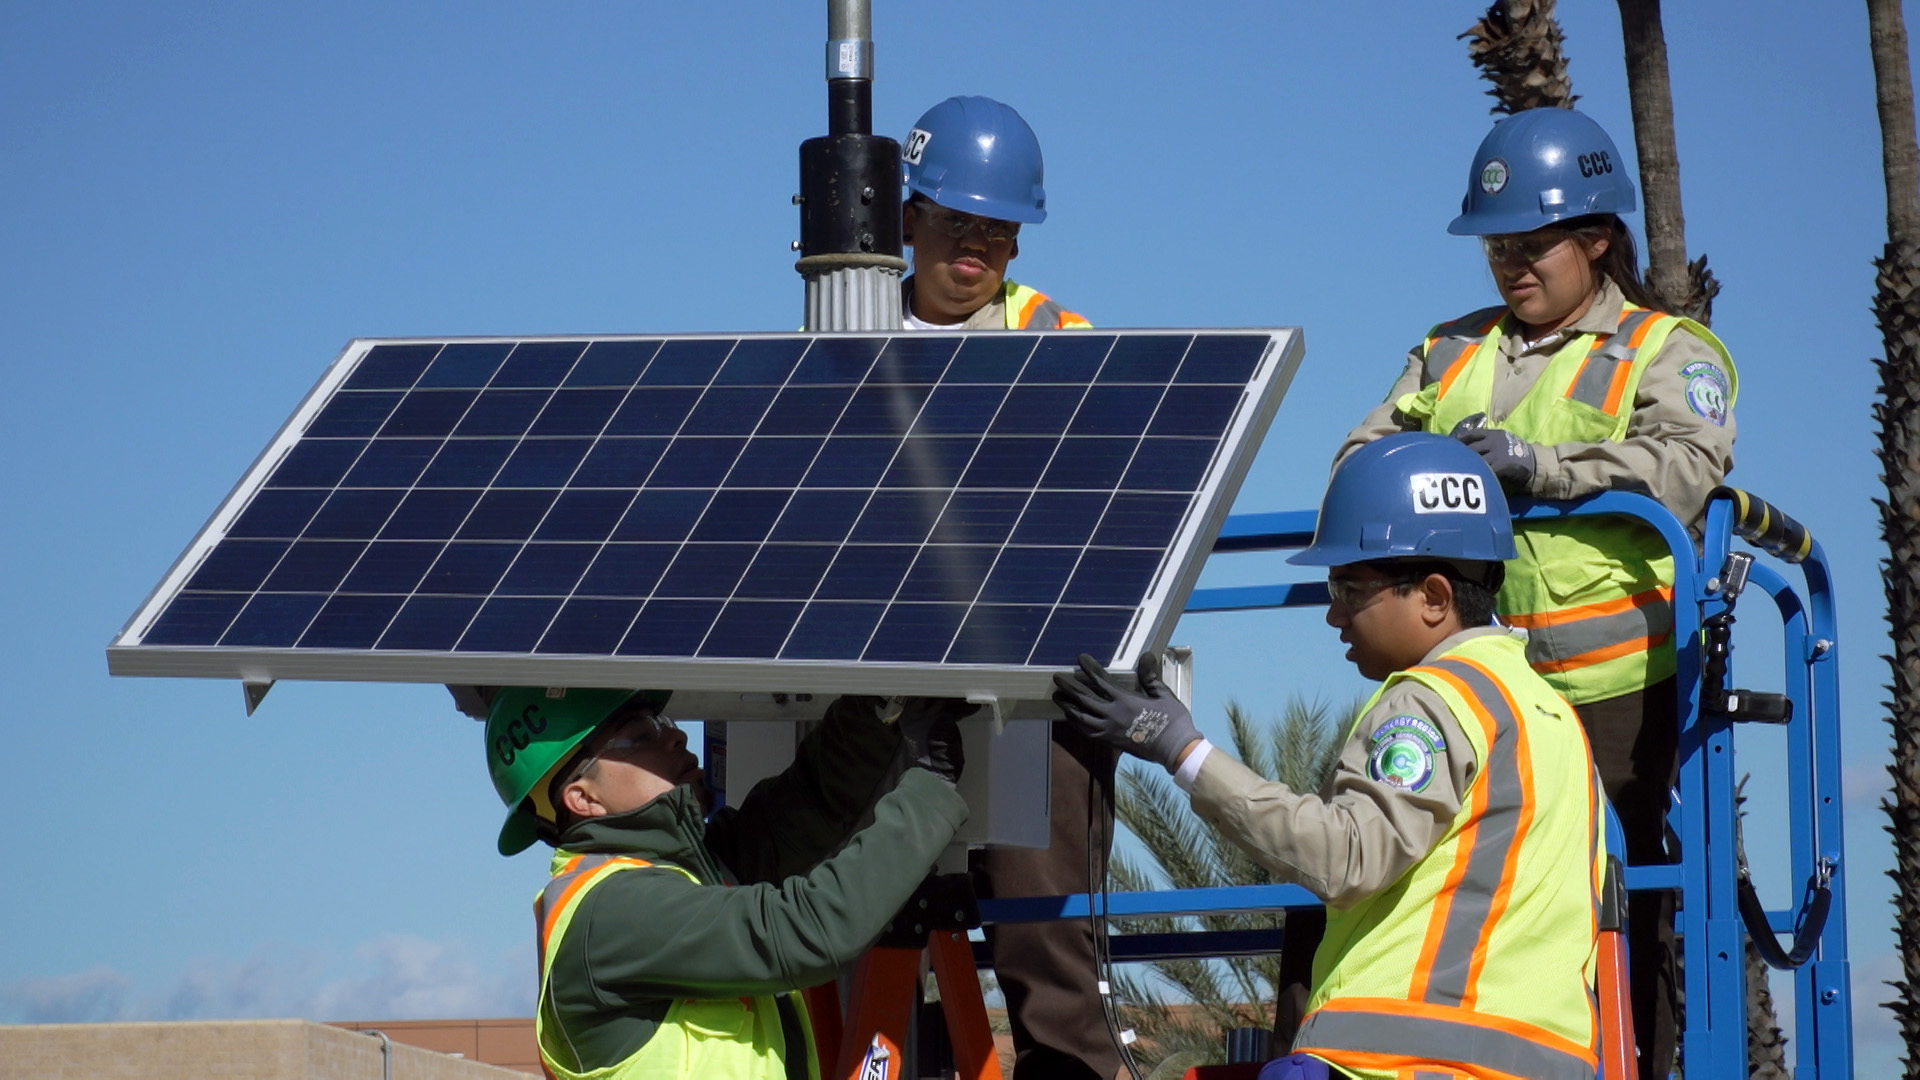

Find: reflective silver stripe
1520;595;1674;669
1416;658;1525;1007
1297;1009;1595;1080
1021;297;1068;329
1420;308;1506;385
1565;309;1659;412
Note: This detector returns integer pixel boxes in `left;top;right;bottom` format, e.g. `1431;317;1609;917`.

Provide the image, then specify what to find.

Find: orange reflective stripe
1404;667;1499;1002
1501;586;1674;628
1433;313;1502;397
1310;997;1599;1068
539;857;652;956
1531;632;1671;675
1016;290;1047;328
1445;658;1537;1010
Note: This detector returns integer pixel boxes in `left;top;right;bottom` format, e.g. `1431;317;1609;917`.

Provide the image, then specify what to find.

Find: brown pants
970;721;1122;1080
1578;678;1682;1080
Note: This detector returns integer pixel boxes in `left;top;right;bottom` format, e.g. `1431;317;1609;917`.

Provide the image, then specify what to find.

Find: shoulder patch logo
1367;715;1445;793
1680;361;1730;426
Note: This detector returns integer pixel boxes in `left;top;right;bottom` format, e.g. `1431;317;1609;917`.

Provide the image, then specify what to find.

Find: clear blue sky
1;0;1906;1069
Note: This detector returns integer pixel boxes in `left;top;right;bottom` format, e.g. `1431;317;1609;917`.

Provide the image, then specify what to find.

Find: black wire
1089;747;1145;1080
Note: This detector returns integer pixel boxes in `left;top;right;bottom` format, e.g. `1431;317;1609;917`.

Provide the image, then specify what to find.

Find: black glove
897;697;976;787
1448;412;1537;493
1051;652;1200;771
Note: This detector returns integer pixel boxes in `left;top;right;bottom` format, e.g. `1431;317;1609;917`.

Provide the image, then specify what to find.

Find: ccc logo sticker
1577;150;1614;178
1408;471;1487;514
493;705;550;767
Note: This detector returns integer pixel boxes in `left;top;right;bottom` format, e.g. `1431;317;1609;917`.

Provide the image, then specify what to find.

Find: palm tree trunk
1615;0;1720;323
1867;1;1920;1073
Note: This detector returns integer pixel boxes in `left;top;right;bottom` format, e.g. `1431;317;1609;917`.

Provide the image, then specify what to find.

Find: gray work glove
896;697;977;787
1051;652;1199;771
1449;412;1537;493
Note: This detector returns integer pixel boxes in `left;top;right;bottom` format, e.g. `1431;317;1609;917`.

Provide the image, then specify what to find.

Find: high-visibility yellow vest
534;852;818;1080
1003;281;1091;329
1295;632;1605;1080
1393;304;1736;703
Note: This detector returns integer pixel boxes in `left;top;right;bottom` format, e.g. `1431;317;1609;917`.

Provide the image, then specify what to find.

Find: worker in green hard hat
484;686;973;1080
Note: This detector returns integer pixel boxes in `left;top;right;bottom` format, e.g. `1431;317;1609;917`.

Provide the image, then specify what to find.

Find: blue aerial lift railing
973;491;1853;1079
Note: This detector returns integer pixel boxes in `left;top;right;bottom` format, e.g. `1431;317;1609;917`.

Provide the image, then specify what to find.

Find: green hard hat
484;686;672;856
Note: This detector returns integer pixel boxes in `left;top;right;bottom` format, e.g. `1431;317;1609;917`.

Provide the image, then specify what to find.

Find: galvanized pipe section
805;262;905;333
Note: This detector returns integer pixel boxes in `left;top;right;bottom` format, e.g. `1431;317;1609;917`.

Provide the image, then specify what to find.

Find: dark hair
1566;213;1661;311
1364;558;1503;628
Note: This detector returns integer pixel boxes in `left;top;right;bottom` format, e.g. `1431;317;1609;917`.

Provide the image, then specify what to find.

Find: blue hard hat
903;96;1047;224
1289;433;1517;568
1448;108;1637;236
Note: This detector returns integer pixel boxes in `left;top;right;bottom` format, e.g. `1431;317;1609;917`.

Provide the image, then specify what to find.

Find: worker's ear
1419;572;1455;629
901;201;916;246
559;777;605;820
1008;236;1019;261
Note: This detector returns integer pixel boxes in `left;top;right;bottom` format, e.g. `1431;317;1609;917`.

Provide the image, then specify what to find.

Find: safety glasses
1325;574;1413;611
917;204;1020;244
1480;229;1576;267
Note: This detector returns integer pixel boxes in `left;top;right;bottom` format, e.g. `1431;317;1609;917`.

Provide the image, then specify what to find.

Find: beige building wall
0;1019;531;1080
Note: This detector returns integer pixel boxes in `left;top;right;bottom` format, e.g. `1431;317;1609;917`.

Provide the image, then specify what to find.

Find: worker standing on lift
1337;106;1736;1080
485;687;973;1080
1057;434;1606;1080
896;94;1112;1080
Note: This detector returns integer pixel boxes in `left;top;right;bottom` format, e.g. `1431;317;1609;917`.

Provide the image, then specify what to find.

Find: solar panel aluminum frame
107;329;1304;721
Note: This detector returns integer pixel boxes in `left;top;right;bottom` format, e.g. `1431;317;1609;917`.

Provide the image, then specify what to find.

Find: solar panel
109;329;1302;719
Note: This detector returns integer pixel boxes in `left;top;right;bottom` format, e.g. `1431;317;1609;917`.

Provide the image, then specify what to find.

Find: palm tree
1108;697;1346;1076
1865;1;1920;1073
1460;0;1577;114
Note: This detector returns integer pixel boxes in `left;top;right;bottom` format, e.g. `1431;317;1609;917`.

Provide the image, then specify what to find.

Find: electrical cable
1089;746;1146;1080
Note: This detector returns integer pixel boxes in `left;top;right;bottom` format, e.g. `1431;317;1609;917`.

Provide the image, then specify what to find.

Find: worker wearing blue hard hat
1056;434;1605;1080
900;93;1111;1080
900;96;1089;331
482;686;975;1080
1336;106;1736;1080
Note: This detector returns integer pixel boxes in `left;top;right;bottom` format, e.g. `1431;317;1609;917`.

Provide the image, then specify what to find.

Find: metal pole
797;0;904;331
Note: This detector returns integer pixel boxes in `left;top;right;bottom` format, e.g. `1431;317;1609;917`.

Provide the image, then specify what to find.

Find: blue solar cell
262;540;367;592
417;343;512;388
381;488;482;540
772;489;868;542
781;602;885;659
456;389;552;436
566;340;661;387
815;544;917;599
573;438;667;487
537;597;644;654
612;489;713;542
340;541;441;593
145;591;248;645
898;545;995;603
267;439;365;488
1021;335;1112;383
577;544;675;597
913;385;1007;435
229;489;327;539
341;439;438;487
304;489;404;539
606;386;701;436
618;598;723;656
715;338;807;385
1068;386;1164;436
792;336;883;384
1040;438;1135;489
417;439;514;487
344;343;438;390
946;335;1032;384
978;546;1079;603
936;491;1027;543
655;544;756;598
534;490;636;542
1098;334;1190;383
880;437;977;488
1011;491;1110;546
837;384;933;434
1093;493;1192;548
494;341;585;388
640;339;731;385
417;543;520;595
187;540;290;592
699;600;805;658
495;439;593;487
1120;438;1218;491
298;594;406;649
1062;548;1163;606
1030;606;1131;666
759;385;855;435
456;490;560;540
947;603;1051;664
683;386;777;435
989;386;1084;435
376;595;483;650
1176;334;1266;384
959;437;1056;489
864;603;967;662
497;543;598;596
1149;385;1244;437
849;491;941;544
458;596;563;652
309;391;402;438
874;336;958;383
693;489;791;542
654;438;745;486
222;593;328;647
735;544;837;600
531;388;627;436
380;390;478;438
727;437;823;487
806;437;898;487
